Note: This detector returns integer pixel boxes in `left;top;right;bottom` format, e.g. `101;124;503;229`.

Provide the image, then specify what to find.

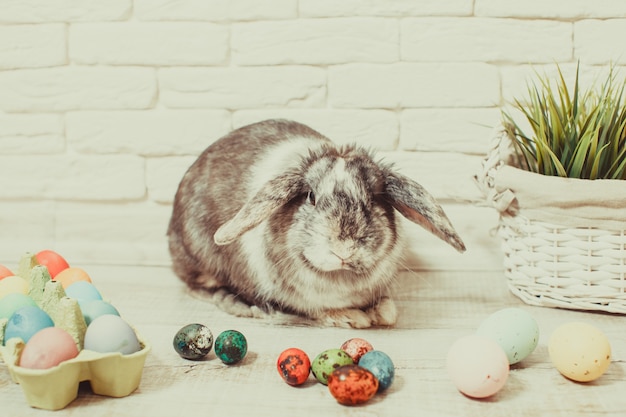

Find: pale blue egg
476;307;539;365
65;281;103;303
82;300;120;325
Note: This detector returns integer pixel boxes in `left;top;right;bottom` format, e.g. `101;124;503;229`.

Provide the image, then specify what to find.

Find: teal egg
82;299;120;325
214;330;247;365
0;293;36;320
4;306;54;345
311;348;354;385
359;350;395;391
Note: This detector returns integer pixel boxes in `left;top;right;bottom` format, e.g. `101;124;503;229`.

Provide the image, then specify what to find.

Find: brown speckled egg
340;338;374;363
327;364;379;406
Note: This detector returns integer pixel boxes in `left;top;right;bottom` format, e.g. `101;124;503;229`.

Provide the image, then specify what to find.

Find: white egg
84;315;141;355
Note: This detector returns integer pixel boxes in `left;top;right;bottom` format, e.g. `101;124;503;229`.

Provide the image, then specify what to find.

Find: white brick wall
1;1;625;269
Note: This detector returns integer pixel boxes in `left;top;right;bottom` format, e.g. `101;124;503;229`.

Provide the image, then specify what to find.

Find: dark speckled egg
173;323;213;360
214;330;248;365
328;365;379;406
277;348;311;386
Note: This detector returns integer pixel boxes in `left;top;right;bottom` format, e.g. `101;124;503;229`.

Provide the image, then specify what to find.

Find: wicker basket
476;128;626;314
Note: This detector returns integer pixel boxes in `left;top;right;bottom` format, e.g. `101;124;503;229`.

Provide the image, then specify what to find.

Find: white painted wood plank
2;266;624;416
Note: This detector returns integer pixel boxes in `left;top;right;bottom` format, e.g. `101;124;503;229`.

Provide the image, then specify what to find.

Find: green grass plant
502;64;626;180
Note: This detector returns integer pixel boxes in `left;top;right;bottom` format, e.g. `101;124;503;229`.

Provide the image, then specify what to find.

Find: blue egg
358;350;395;392
3;306;54;345
65;281;103;303
81;299;120;325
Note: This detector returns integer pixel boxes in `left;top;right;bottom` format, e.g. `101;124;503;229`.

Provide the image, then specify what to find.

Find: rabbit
167;119;465;328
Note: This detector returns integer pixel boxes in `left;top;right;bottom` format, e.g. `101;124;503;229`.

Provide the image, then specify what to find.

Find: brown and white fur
167;120;465;328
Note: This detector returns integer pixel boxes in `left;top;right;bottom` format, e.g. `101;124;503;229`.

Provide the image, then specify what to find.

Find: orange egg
36;250;70;278
327;365;379;406
0;264;13;280
54;267;92;289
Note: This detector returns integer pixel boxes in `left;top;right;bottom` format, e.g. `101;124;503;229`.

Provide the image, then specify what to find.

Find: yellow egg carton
0;253;151;411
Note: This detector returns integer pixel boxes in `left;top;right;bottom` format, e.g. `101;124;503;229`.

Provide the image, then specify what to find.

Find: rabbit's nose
331;240;356;262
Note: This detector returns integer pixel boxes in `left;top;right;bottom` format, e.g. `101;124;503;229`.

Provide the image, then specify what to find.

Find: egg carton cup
475;128;626;314
0;252;151;410
1;335;151;411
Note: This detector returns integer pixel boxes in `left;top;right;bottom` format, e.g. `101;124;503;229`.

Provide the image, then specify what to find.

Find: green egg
0;293;37;320
311;348;354;385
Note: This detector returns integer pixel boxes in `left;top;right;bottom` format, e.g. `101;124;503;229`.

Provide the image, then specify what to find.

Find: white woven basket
477;129;626;314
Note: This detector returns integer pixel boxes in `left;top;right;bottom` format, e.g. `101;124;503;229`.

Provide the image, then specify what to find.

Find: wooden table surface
1;264;625;417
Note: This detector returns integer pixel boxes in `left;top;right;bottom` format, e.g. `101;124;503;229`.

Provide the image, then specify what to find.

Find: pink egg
19;327;79;370
340;338;374;363
446;334;509;398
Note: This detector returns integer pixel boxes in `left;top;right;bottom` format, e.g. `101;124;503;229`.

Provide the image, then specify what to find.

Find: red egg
19;327;79;370
35;250;70;278
340;338;374;363
0;264;13;280
277;348;311;386
327;365;379;406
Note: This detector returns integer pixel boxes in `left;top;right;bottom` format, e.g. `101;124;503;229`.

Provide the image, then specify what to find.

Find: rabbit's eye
307;190;316;206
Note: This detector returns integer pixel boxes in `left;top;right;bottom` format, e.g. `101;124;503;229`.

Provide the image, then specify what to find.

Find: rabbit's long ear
214;173;302;245
384;171;466;253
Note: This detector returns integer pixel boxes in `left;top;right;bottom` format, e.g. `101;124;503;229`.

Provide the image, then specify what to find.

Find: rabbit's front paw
366;297;398;326
318;298;398;328
319;308;374;329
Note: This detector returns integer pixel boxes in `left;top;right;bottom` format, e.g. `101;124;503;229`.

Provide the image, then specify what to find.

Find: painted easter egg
340;338;374;363
173;323;214;360
549;322;611;382
35;250;70;278
4;305;54;345
358;350;395;391
277;347;311;386
54;267;92;289
477;307;539;365
0;264;13;280
446;334;509;398
19;327;79;369
328;365;379;406
311;348;354;385
82;300;120;326
65;281;102;302
0;276;29;299
0;293;37;320
214;330;247;365
84;314;141;355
